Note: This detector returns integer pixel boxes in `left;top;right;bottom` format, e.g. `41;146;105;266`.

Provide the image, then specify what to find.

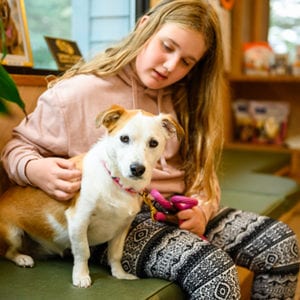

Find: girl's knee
250;221;299;273
183;243;241;299
142;230;241;298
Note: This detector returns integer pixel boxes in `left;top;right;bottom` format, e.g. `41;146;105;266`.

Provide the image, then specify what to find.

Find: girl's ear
137;15;149;28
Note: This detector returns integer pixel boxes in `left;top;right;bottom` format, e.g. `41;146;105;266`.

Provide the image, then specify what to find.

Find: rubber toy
143;189;198;225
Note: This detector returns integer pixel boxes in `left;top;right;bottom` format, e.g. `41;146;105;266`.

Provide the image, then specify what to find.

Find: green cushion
220;173;299;196
221;189;300;219
0;258;184;300
221;149;291;174
220;148;300;219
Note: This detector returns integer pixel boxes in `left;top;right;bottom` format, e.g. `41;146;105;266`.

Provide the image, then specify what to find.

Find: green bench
0;149;299;299
220;149;300;218
0;257;184;300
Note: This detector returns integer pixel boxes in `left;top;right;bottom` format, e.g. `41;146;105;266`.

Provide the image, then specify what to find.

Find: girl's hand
177;205;207;236
25;157;82;201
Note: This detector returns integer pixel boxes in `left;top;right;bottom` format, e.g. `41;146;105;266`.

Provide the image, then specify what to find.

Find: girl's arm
1;87;81;200
177;176;221;236
25;157;81;201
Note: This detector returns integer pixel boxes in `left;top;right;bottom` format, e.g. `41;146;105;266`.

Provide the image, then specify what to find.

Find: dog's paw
113;270;138;280
120;273;139;280
14;254;34;268
73;275;92;288
72;261;91;288
111;263;138;280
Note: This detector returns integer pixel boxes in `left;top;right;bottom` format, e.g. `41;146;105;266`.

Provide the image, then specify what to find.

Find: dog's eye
120;135;130;143
149;139;158;148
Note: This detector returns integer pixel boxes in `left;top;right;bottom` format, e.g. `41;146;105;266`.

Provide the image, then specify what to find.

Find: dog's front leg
66;206;92;288
107;222;138;280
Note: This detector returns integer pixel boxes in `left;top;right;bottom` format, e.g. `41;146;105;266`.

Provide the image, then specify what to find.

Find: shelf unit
225;0;300;180
226;75;300;179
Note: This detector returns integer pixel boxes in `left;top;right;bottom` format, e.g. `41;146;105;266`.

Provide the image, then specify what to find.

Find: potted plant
0;18;27;117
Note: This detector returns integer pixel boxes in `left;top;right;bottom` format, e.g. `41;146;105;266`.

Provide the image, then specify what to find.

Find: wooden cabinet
225;75;300;179
225;0;300;180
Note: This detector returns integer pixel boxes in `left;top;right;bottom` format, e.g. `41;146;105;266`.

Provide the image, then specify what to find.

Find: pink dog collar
101;161;138;194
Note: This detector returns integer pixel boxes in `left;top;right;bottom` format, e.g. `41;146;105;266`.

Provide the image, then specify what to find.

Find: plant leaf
0;64;28;118
0;19;27;118
0;98;10;115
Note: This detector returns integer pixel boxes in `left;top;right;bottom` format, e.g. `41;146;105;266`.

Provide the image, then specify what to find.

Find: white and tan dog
0;105;184;288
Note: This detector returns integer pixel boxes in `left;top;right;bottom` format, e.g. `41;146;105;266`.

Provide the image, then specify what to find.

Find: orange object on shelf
220;0;235;10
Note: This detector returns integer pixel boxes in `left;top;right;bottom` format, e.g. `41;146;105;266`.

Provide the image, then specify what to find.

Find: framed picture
0;0;33;67
44;36;82;71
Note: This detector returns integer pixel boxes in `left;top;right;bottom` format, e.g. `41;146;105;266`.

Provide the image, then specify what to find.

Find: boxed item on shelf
233;99;290;145
232;100;254;142
243;42;274;76
292;45;300;76
285;135;300;149
271;53;290;75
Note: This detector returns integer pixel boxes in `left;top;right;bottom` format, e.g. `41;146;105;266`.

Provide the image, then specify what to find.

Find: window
268;0;300;61
24;0;139;70
24;0;71;69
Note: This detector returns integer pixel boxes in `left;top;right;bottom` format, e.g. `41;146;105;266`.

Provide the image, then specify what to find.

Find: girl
2;1;299;298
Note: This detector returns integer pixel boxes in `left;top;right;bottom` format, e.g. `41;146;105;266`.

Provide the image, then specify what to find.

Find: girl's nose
163;55;180;72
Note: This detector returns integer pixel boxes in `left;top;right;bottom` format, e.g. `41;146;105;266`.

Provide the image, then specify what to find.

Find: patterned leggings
96;206;299;299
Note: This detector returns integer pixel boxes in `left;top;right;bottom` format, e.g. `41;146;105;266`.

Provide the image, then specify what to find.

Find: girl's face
135;23;207;89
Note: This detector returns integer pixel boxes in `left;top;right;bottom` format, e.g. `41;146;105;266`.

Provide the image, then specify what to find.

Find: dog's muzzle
130;163;145;178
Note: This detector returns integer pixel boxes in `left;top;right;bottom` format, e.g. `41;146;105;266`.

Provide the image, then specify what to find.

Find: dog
0;104;184;288
0;0;23;55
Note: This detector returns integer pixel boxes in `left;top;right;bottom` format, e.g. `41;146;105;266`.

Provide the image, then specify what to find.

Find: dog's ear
95;105;125;130
161;115;185;140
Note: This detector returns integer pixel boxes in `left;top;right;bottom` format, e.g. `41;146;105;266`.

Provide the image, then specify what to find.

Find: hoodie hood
118;62;175;116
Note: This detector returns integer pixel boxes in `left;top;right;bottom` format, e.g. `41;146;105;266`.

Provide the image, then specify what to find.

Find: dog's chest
86;195;141;246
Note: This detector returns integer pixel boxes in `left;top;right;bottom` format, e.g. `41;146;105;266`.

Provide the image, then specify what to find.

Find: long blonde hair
50;0;226;201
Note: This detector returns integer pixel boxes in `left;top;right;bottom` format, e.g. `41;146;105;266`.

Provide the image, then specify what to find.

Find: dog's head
0;0;20;51
95;105;184;191
0;0;10;28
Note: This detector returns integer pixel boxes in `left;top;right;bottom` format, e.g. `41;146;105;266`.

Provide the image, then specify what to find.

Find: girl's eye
149;139;158;148
162;41;172;52
182;59;190;66
120;135;130;143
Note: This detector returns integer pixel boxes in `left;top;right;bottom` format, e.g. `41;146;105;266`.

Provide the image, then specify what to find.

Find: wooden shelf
227;73;300;141
11;74;48;87
224;143;300;179
229;75;300;83
225;0;300;180
224;142;293;154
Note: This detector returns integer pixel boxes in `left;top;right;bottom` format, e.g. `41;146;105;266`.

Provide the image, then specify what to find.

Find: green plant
0;18;27;117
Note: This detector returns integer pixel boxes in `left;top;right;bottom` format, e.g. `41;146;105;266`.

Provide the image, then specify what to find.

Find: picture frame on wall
44;36;82;71
0;0;33;67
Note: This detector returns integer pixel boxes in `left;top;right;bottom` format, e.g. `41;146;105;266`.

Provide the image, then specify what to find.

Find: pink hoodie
1;63;220;221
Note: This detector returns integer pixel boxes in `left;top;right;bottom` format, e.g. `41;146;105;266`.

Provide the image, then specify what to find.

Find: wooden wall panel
150;0;160;7
0;76;47;151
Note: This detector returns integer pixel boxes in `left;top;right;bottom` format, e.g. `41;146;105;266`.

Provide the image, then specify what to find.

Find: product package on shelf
233;99;290;145
292;45;300;76
243;42;274;76
271;53;290;75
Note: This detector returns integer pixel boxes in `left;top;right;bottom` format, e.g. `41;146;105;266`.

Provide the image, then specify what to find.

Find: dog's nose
130;163;145;177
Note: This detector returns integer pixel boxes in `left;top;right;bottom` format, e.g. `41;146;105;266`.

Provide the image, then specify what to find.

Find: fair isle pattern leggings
97;206;299;299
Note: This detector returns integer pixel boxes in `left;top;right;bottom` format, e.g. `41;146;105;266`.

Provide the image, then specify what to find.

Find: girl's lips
152;69;167;80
